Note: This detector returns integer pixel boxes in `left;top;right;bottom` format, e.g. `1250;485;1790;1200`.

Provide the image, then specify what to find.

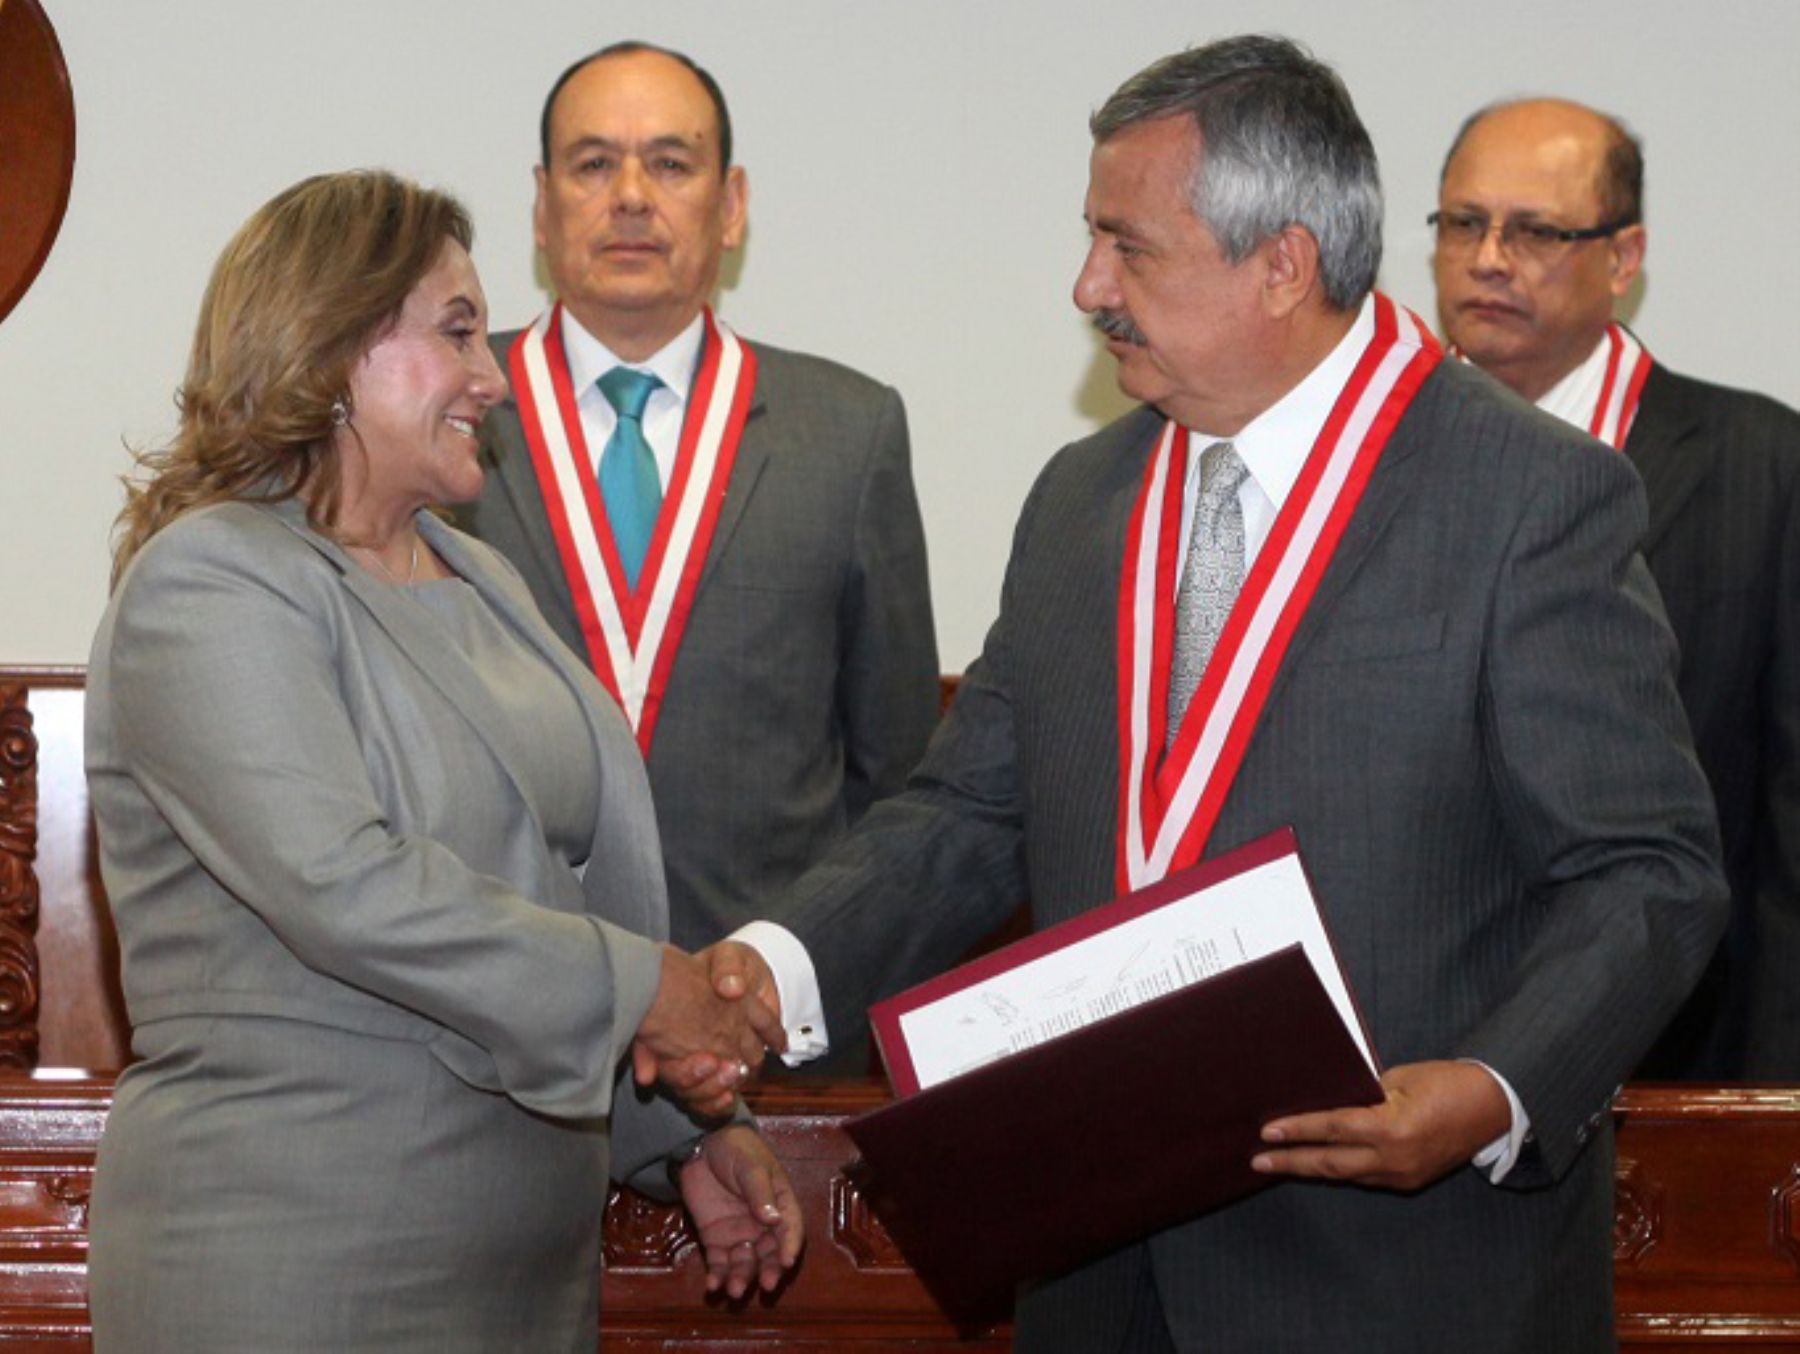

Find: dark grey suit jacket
781;359;1726;1350
1626;364;1800;1079
456;331;938;1064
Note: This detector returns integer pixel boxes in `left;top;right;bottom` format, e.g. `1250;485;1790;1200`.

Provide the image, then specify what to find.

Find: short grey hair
1091;35;1383;310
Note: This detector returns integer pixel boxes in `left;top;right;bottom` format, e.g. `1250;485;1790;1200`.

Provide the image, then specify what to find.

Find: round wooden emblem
0;0;76;325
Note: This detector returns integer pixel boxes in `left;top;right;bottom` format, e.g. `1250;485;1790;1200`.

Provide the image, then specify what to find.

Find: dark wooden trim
1611;1085;1800;1346
6;667;1800;1346
0;670;85;691
0;1076;1796;1348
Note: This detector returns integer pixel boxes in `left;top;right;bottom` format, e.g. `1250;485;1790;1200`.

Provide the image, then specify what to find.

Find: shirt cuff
1464;1059;1531;1184
729;921;830;1066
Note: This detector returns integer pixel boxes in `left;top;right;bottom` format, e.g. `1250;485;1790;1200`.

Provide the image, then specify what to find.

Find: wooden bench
2;667;1798;1350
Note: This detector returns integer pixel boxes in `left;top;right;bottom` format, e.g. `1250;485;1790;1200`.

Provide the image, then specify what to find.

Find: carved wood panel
1614;1155;1665;1268
602;1186;696;1271
0;1080;1786;1348
0;669;126;1071
0;689;40;1071
1612;1086;1800;1346
831;1170;909;1272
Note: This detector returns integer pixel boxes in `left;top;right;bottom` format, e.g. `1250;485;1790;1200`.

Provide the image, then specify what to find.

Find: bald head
1432;98;1647;401
1442;99;1642;227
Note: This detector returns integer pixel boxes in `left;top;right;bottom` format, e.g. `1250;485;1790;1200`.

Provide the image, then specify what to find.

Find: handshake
631;941;786;1117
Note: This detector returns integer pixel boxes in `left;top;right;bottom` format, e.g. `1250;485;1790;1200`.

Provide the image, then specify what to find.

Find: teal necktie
597;366;664;588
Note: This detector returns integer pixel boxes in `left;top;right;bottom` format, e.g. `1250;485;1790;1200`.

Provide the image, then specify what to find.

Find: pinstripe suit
782;359;1726;1351
1625;364;1800;1079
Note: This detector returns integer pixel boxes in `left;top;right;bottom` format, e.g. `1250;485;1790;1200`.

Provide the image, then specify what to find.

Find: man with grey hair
1433;97;1800;1081
713;34;1724;1349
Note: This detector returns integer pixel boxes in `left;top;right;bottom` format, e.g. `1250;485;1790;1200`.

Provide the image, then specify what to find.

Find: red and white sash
509;305;757;752
1116;294;1442;892
1449;322;1652;450
1582;323;1653;449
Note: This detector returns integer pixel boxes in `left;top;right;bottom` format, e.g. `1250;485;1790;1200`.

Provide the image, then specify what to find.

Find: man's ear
1609;222;1646;299
532;164;550;253
1260;224;1324;320
721;165;749;251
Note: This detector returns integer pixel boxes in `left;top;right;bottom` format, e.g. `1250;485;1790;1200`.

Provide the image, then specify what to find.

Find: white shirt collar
1534;329;1612;429
1182;294;1376;515
557;308;705;405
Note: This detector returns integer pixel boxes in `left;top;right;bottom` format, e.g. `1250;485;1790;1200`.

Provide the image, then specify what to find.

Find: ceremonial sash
1583;322;1653;449
1448;322;1652;450
1116;294;1442;892
509;305;757;752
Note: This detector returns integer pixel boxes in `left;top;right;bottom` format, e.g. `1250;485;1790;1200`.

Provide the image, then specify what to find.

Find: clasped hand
633;943;786;1116
1251;1059;1512;1191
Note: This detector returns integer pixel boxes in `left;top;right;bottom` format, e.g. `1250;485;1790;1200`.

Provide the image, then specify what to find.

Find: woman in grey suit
84;171;800;1353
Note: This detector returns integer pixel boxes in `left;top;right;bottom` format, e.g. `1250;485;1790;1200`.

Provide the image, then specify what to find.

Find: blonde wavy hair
111;170;473;585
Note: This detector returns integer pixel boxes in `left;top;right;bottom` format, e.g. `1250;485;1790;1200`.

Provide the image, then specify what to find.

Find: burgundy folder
845;829;1383;1319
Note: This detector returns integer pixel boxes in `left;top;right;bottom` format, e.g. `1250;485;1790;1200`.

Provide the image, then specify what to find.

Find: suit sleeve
1745;429;1800;1070
102;519;662;1122
834;386;940;822
1457;446;1728;1182
782;458;1058;1044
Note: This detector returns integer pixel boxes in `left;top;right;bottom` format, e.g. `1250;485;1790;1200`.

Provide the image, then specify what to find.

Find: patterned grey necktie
1168;440;1250;742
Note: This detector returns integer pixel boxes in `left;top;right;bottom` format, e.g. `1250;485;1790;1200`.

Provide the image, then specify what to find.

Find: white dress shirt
1534;330;1615;432
558;308;703;486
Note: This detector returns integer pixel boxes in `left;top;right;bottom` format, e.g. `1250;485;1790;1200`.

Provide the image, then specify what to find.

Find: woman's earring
330;397;351;426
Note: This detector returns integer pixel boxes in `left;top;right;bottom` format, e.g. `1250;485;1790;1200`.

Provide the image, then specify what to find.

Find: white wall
6;0;1796;667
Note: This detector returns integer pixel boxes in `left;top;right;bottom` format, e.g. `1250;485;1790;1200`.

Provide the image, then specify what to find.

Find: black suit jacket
456;331;939;1068
1627;363;1800;1079
782;359;1725;1350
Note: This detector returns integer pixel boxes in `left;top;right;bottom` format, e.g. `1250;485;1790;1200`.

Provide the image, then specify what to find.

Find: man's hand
648;940;788;1099
632;945;782;1117
1252;1060;1511;1191
702;939;783;1025
677;1124;805;1299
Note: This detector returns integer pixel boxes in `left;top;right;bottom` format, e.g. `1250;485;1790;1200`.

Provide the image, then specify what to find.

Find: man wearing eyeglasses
1433;97;1800;1080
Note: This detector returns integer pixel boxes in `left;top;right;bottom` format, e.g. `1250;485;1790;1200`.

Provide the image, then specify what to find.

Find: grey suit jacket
782;359;1727;1350
456;330;938;1063
86;500;693;1182
1626;364;1800;1078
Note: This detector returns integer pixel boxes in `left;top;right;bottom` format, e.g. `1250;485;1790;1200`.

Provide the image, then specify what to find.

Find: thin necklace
360;536;420;587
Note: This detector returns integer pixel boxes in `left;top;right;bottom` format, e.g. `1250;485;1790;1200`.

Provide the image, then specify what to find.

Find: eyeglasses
1428;209;1635;262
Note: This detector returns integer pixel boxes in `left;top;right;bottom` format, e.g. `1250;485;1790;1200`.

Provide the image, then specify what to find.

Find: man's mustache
1092;309;1147;346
